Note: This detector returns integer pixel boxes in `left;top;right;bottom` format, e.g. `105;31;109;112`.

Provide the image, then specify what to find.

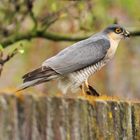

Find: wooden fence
0;93;140;140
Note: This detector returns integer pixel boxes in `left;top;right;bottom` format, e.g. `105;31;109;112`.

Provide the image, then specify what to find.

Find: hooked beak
123;30;130;38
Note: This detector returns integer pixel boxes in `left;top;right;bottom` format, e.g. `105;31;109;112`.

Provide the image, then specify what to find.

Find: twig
29;10;38;31
0;48;19;75
39;2;78;30
27;0;37;31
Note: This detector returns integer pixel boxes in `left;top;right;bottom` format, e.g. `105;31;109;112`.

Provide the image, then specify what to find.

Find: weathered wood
0;93;140;140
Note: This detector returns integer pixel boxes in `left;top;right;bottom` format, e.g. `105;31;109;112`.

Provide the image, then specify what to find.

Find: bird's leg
84;80;100;96
80;84;87;96
85;80;89;89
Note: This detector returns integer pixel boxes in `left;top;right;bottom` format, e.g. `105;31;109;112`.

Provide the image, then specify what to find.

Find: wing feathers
22;66;58;83
43;37;110;74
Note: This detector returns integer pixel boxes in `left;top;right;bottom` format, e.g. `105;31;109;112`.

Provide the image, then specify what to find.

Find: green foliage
0;44;4;51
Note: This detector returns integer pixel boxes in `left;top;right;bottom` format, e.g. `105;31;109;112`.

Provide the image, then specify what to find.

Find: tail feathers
17;66;59;91
23;66;58;82
17;78;48;91
23;67;45;79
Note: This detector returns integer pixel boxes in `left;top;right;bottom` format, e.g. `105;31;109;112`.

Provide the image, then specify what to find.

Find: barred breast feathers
69;60;105;87
58;60;106;94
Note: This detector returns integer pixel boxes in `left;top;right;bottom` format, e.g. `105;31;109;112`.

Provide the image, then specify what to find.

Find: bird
17;24;130;96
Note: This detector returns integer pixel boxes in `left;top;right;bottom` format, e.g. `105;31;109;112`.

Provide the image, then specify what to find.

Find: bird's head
103;24;130;41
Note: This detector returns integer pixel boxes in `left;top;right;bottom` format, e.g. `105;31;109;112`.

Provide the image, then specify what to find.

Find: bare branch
1;48;18;64
39;2;79;30
1;30;140;48
0;48;19;76
27;0;37;31
130;31;140;37
1;31;90;47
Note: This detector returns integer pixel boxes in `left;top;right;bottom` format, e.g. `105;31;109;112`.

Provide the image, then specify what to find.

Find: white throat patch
106;32;122;59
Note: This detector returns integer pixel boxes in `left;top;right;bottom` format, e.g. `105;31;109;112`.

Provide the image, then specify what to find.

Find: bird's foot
86;85;100;97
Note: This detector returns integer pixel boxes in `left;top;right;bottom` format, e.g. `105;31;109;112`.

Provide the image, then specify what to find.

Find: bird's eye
115;28;122;34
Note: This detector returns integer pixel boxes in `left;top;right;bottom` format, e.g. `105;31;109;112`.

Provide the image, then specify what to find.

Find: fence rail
0;93;139;140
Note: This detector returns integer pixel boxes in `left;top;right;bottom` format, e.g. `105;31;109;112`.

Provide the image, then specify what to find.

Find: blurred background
0;0;140;99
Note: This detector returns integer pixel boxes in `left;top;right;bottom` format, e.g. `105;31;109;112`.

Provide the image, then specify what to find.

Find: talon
80;80;100;97
86;91;91;95
87;85;100;96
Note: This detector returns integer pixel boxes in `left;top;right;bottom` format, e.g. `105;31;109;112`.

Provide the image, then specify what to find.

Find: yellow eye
115;28;122;33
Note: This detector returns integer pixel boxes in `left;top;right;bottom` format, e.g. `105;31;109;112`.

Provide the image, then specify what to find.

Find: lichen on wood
0;93;140;140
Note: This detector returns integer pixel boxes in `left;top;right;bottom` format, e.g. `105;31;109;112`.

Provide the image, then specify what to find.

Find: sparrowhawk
18;24;130;96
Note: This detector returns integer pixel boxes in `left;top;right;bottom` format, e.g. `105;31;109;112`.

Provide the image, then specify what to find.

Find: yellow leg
80;84;86;96
79;80;89;97
85;79;89;89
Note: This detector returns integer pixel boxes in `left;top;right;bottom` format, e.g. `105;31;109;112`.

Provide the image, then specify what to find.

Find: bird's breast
105;36;120;60
69;61;105;87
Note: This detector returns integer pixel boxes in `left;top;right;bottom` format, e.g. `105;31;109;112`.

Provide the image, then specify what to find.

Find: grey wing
43;37;110;74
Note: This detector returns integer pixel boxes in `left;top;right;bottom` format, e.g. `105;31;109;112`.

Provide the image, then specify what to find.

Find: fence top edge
0;92;139;105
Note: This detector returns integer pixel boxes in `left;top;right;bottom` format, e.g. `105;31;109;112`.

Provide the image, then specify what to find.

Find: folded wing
43;36;110;74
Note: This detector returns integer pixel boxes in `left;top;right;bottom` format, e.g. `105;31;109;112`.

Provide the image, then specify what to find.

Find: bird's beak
123;30;130;38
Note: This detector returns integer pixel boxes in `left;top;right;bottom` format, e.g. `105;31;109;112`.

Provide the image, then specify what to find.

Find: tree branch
1;31;89;47
39;2;79;31
0;48;20;76
130;31;140;37
1;30;140;48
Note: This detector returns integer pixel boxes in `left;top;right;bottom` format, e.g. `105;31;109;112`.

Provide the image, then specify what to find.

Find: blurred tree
0;0;140;99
